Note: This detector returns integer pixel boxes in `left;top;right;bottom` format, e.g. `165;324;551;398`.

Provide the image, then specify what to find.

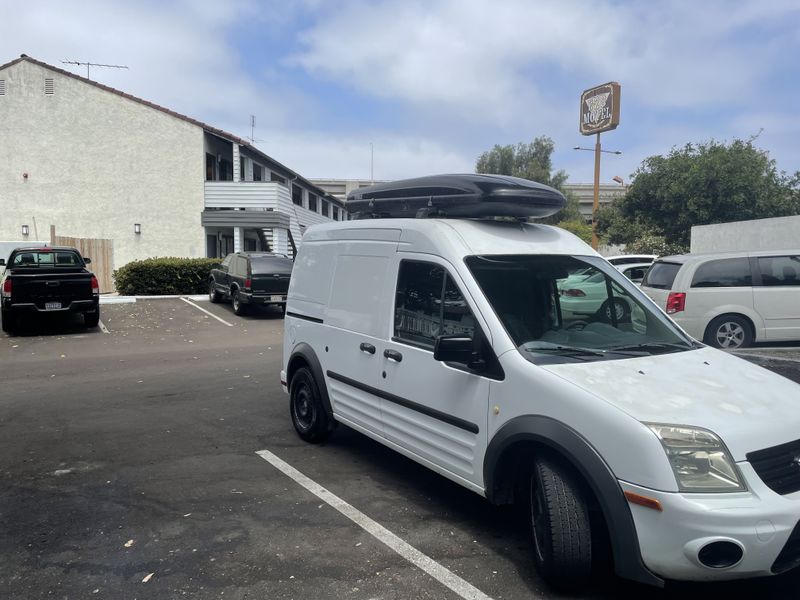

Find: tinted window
691;258;752;288
609;256;654;266
624;267;648;283
250;256;293;274
394;261;474;348
234;256;248;276
757;255;800;286
221;254;233;268
11;251;82;267
642;262;681;289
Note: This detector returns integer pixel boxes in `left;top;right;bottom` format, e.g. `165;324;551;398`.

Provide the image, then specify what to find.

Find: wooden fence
51;230;115;293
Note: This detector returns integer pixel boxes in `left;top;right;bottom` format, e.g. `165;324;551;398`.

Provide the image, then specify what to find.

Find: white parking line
256;449;496;600
180;297;234;327
98;319;110;334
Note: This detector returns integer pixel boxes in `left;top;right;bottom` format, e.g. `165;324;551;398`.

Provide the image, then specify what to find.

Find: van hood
541;347;800;461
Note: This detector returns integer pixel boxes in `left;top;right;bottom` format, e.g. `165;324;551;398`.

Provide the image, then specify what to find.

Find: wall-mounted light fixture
21;224;30;236
134;223;141;235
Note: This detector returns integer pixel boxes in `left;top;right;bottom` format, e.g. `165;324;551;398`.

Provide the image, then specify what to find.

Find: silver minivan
641;250;800;348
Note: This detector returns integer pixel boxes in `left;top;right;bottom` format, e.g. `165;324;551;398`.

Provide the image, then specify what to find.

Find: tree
475;136;583;224
597;139;800;248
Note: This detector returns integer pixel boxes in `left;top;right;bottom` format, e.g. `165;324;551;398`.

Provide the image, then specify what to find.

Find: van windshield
465;255;696;364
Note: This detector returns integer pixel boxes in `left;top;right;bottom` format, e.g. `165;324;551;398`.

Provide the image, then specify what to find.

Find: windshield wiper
608;341;693;354
523;344;607;359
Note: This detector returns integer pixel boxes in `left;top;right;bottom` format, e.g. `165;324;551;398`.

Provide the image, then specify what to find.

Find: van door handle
359;343;376;355
383;349;403;362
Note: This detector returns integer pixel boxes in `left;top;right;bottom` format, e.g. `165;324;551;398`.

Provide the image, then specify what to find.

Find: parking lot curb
100;294;208;305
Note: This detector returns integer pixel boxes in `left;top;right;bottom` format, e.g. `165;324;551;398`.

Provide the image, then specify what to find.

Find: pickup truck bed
1;246;100;333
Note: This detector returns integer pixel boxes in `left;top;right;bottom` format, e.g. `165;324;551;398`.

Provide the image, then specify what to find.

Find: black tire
209;280;221;303
600;298;629;323
704;314;753;349
231;290;247;315
289;367;333;443
530;457;592;584
1;309;15;333
84;311;100;328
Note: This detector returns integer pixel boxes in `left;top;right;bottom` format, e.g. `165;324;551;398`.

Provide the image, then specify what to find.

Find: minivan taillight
1;278;11;298
666;292;685;314
244;278;252;290
91;275;99;295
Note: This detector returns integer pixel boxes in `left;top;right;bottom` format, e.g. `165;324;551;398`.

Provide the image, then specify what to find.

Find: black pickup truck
0;246;100;333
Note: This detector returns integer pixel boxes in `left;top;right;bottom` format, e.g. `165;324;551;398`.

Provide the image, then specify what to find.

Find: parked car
208;252;293;315
281;174;800;588
607;254;657;266
640;250;800;348
0;246;99;333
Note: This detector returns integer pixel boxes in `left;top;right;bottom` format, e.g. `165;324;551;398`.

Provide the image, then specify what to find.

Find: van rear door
640;260;682;310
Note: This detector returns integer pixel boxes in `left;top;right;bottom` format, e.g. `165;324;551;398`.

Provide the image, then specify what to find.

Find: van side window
691;258;752;288
757;255;800;286
394;260;475;348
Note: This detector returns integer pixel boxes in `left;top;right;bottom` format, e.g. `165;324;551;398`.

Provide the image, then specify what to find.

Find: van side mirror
433;334;484;368
84;257;92;264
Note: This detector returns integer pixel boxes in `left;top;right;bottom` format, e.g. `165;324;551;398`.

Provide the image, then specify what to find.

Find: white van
281;175;800;587
641;251;800;348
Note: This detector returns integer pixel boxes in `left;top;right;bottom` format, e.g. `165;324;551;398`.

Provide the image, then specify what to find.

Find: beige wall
0;60;205;273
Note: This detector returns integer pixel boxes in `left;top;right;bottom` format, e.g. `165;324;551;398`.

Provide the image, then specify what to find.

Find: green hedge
113;257;219;295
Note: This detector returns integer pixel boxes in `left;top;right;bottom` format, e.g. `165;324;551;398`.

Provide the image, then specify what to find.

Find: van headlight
645;424;745;492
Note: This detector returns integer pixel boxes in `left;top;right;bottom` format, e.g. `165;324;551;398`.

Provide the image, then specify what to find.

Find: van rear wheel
704;315;752;349
290;367;333;443
530;457;592;585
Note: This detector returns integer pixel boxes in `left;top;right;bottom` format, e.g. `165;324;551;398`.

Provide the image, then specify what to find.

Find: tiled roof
0;54;342;206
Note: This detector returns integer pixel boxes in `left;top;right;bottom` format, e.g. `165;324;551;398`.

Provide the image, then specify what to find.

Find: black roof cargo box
346;174;565;220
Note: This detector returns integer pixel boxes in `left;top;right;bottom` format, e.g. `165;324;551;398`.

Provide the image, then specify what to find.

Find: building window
292;184;303;206
253;164;262;181
240;157;245;181
206;153;217;181
321;200;330;218
44;78;54;95
332;206;339;221
270;172;286;185
219;159;233;181
308;193;318;212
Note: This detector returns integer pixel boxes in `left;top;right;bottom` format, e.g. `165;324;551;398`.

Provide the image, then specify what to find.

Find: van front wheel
530;457;592;584
290;367;333;443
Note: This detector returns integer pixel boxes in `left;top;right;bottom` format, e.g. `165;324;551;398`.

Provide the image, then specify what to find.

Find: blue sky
3;0;799;185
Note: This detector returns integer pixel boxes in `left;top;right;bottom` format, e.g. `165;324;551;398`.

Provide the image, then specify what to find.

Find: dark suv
208;252;293;315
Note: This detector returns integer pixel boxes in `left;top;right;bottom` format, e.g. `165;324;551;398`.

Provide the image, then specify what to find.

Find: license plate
45;302;62;310
269;295;285;302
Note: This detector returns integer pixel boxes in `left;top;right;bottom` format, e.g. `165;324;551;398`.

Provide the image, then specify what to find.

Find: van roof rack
346;174;566;220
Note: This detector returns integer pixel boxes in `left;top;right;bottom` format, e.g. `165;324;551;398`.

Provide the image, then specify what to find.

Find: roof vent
0;80;5;96
44;78;54;95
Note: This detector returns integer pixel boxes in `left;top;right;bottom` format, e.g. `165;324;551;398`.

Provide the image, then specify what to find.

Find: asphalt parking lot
1;298;799;600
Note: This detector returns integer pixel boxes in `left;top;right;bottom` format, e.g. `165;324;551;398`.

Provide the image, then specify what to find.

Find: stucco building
0;54;345;290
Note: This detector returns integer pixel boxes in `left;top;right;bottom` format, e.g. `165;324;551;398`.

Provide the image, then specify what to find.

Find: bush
113;257;219;295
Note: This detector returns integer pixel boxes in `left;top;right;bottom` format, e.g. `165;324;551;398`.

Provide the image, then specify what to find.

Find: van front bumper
621;466;800;581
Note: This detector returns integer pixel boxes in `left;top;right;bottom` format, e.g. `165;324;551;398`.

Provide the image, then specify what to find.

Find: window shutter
44;78;54;95
0;80;5;95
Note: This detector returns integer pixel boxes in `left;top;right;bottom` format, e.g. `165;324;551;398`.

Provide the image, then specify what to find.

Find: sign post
580;81;621;250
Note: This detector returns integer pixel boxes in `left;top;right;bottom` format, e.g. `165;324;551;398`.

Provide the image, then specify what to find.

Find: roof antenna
61;60;129;80
246;115;263;145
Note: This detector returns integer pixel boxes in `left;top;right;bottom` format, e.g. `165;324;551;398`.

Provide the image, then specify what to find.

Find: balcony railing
204;181;290;210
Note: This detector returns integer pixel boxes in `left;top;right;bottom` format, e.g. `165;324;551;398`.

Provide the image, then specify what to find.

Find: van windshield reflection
465;255;696;364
